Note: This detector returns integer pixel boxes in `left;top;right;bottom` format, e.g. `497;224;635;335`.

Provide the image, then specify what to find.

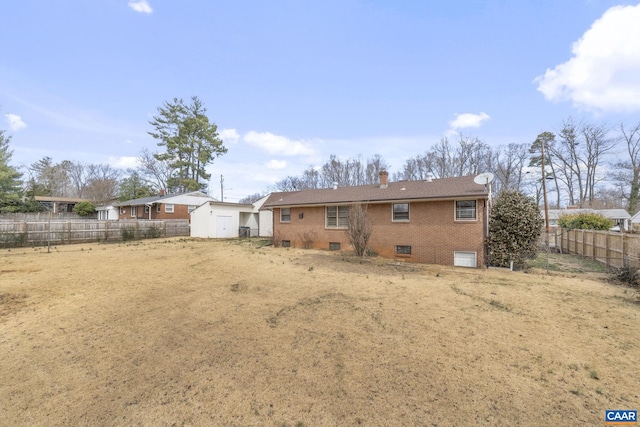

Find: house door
216;215;235;238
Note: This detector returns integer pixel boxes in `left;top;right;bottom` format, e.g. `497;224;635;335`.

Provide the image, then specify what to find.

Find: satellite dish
474;172;494;185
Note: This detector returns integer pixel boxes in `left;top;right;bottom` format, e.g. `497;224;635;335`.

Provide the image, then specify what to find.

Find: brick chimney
379;171;389;188
159;189;165;197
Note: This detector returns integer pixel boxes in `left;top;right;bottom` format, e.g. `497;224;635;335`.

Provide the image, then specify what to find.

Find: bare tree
345;203;372;257
581;122;615;205
137;148;173;193
365;154;390;184
493;143;529;193
275;154;390;191
614;121;640;214
84;164;121;203
66;161;88;198
548;118;614;207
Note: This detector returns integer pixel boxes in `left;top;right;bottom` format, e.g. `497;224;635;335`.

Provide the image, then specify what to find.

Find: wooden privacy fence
0;220;190;248
552;228;640;269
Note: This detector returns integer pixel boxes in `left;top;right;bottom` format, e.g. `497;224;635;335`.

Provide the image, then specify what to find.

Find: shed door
454;251;477;268
216;215;235;238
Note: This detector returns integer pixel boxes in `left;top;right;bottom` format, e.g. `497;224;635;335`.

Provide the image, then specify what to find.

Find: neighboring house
545;208;631;231
261;172;490;268
96;205;119;220
190;195;274;238
113;191;216;221
34;196;88;213
631;211;640;231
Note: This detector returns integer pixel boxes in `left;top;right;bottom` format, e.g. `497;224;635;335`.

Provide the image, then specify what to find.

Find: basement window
329;242;341;251
282;240;291;248
396;245;412;255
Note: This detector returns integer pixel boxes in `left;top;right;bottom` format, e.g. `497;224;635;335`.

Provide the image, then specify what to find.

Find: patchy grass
1;238;639;426
527;251;608;274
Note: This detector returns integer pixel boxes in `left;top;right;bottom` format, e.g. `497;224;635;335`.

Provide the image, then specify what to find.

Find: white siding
190;202;254;238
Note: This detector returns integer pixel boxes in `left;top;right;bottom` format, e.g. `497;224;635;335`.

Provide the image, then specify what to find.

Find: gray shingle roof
262;175;488;208
113;191;209;207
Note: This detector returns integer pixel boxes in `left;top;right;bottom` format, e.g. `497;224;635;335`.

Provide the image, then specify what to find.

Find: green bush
486;190;543;268
73;201;96;217
121;226;137;241
557;213;614;230
143;225;162;238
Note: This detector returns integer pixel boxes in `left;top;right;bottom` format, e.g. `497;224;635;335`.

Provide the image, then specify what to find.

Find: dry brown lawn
1;237;639;426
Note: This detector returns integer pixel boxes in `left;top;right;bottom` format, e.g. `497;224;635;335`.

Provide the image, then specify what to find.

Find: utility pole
540;138;550;274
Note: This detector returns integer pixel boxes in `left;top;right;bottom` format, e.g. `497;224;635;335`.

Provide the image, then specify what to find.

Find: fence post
164;221;167;237
68;221;72;242
105;221;109;241
605;232;610;269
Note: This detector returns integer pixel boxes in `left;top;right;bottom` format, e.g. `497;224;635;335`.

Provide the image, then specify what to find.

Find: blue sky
2;0;640;201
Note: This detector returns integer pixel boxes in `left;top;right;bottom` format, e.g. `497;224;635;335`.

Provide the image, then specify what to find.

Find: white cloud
266;159;287;169
128;0;153;14
5;113;27;131
535;4;640;112
219;128;240;145
244;131;317;156
449;112;490;131
110;156;139;169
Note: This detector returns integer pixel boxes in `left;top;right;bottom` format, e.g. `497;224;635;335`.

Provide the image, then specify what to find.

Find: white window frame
454;251;477;268
120;207;126;215
455;200;477;221
392;203;410;221
144;205;150;214
156;204;161;213
326;205;349;229
165;204;174;214
280;208;291;223
131;206;137;217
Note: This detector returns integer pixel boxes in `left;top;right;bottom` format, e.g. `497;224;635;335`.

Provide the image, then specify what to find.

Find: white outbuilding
190;195;273;238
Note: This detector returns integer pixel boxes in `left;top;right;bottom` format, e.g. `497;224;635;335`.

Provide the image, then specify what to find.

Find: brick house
262;172;490;267
113;191;216;221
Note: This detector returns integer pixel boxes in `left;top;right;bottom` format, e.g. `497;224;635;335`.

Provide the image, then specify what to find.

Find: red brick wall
117;204;192;221
273;200;487;267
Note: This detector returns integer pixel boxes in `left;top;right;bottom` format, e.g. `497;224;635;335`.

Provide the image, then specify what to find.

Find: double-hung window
393;203;409;221
326;206;349;228
280;208;291;222
455;200;477;220
165;204;174;214
131;206;137;217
